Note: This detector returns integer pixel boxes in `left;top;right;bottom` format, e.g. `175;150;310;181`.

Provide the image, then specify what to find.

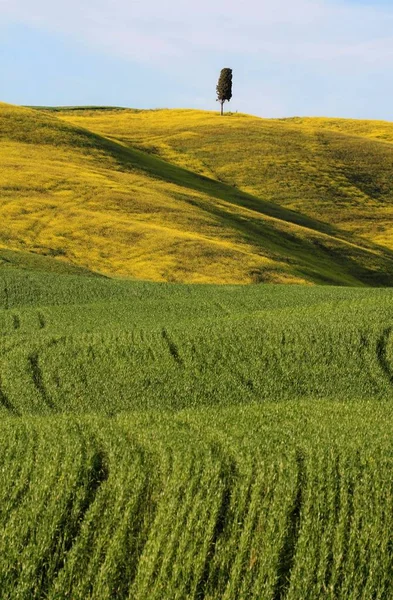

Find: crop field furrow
0;407;393;597
160;453;230;599
161;327;184;367
51;441;157;600
0;374;18;415
376;327;393;386
215;458;297;600
0;336;69;414
0;421;108;599
349;464;389;597
92;462;154;599
11;314;20;330
131;449;203;599
335;455;393;599
271;451;305;600
1;294;393;413
327;454;361;597
309;452;343;596
284;451;339;598
37;311;46;329
28;351;56;410
2;275;10;310
250;470;301;599
32;447;109;599
360;460;393;599
0;423;37;524
336;463;374;597
201;454;256;597
1;253;393;597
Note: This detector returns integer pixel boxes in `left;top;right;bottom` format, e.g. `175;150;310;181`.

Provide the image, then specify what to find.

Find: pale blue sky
1;0;393;119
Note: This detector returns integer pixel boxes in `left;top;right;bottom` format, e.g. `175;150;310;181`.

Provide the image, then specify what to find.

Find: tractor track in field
8;311;46;332
37;311;46;329
0;339;28;415
215;301;231;316
1;427;39;525
195;454;237;598
38;446;109;597
376;327;393;387
0;375;19;415
2;275;9;310
161;328;183;367
28;351;55;410
12;314;20;330
274;450;305;600
1;336;66;413
110;448;158;599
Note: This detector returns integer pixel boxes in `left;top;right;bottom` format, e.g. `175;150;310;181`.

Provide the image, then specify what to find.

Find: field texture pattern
0;268;393;414
2;405;393;599
0;264;392;598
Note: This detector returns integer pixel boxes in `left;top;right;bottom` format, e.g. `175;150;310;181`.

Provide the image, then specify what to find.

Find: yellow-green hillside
2;102;393;285
283;116;393;143
1;103;275;284
57;108;393;251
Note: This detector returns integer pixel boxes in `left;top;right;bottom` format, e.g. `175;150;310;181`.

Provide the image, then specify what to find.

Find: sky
1;0;393;119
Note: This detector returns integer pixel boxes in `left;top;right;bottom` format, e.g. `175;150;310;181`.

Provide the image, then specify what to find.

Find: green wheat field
1;102;393;599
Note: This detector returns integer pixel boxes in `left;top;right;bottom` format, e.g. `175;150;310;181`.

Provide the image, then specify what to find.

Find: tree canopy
216;68;233;115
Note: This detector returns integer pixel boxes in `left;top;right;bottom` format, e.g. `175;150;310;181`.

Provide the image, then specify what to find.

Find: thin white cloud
1;0;393;67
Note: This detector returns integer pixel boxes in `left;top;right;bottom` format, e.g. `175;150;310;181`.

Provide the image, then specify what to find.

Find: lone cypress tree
216;68;233;115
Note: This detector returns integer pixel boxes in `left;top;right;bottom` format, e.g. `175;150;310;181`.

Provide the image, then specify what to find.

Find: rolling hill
1;263;393;414
55;107;393;252
1;101;393;285
2;101;393;598
1;257;393;598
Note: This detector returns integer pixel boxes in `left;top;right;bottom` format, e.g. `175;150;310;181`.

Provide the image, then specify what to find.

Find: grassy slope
0;247;99;276
1;265;393;597
58;108;393;252
283;116;393;143
1;265;392;415
3;404;393;599
2;101;393;285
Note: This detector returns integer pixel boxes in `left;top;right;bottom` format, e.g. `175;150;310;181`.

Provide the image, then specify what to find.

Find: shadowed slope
0;248;99;276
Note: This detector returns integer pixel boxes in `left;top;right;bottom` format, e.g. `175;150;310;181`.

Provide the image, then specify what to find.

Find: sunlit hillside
57;108;393;251
0;103;280;284
284;116;393;143
2;102;393;285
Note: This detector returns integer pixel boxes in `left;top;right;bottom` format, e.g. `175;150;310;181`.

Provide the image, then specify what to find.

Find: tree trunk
220;101;224;116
